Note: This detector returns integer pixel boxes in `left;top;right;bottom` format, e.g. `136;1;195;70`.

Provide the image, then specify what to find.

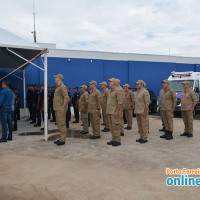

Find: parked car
168;71;200;116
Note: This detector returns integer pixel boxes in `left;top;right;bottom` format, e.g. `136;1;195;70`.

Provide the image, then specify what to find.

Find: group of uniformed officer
26;84;57;129
31;73;197;147
159;80;197;140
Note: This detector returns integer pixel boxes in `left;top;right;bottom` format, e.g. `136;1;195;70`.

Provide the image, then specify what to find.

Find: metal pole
23;69;26;117
44;52;48;141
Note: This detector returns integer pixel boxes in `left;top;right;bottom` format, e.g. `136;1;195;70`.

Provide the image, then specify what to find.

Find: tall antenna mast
32;0;37;43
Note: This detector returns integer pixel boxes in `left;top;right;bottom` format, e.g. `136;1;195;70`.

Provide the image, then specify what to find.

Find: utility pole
32;0;37;43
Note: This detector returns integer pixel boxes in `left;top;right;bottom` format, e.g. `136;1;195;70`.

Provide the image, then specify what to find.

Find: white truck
168;71;200;116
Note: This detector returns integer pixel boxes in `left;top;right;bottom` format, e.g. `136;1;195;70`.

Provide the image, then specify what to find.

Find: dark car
130;87;157;114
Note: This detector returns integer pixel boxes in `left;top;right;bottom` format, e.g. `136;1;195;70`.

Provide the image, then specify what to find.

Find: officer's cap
54;74;64;80
108;78;117;83
73;87;78;90
161;79;170;84
123;84;129;88
80;85;87;89
89;80;97;86
182;81;190;86
135;80;146;87
100;82;107;86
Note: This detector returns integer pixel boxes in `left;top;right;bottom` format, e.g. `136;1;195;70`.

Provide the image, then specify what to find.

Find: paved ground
0;114;200;200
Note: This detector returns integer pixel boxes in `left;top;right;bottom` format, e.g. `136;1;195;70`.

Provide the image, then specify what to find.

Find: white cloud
0;0;200;57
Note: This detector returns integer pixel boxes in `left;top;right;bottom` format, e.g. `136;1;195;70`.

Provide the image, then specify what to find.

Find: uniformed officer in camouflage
116;79;125;136
123;84;134;130
100;82;110;132
107;78;123;146
134;80;150;143
160;80;177;140
180;81;197;138
79;85;89;134
88;80;102;139
53;74;69;146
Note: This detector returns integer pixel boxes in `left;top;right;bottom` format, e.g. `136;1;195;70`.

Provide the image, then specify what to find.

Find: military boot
160;130;168;138
165;131;173;140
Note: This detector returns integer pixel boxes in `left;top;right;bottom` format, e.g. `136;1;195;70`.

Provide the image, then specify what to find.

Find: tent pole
23;69;26;117
44;52;48;141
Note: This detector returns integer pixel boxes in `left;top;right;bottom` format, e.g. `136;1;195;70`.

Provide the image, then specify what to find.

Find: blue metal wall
0;56;199;108
28;57;199;98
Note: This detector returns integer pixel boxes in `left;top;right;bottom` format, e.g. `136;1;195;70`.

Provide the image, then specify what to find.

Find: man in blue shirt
0;81;13;142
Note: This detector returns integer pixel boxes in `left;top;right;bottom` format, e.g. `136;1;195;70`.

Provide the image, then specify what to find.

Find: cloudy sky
1;0;200;57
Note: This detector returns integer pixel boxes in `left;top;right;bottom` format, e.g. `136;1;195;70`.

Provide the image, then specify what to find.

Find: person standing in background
79;85;89;134
66;86;72;128
50;86;56;122
100;82;110;132
123;84;134;130
134;80;150;144
48;87;51;119
116;79;125;136
14;88;20;120
180;81;197;138
160;80;177;140
158;89;165;132
88;80;102;139
53;74;70;146
106;78;122;146
0;81;14;142
72;87;80;123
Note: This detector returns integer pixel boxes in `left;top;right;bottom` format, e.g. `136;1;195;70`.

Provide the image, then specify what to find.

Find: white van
168;71;200;115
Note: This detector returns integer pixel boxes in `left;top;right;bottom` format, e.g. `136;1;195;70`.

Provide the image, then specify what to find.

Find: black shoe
13;129;17;132
102;128;110;132
7;138;12;141
56;141;65;146
165;131;173;140
54;140;60;144
124;121;127;124
187;134;193;138
160;131;168;138
159;127;165;132
112;141;121;146
136;138;142;142
126;126;132;130
40;128;44;131
80;131;89;134
73;121;79;123
180;132;188;136
50;119;56;122
107;141;115;145
34;123;41;127
120;133;124;136
101;123;104;125
81;124;83;126
30;121;36;124
140;139;148;143
55;123;57;125
89;136;100;139
0;139;7;143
